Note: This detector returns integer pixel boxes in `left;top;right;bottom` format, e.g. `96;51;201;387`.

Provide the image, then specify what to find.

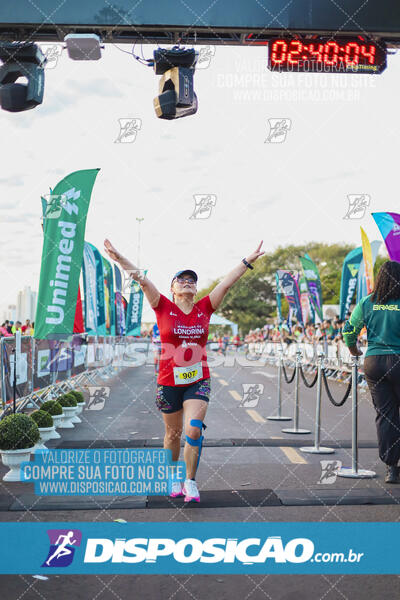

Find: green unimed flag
34;169;100;340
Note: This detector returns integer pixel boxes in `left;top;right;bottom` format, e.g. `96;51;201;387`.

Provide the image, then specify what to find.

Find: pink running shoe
182;479;200;503
170;481;184;498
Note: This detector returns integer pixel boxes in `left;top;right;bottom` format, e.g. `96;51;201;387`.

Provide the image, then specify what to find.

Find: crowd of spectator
0;315;367;350
0;319;34;337
244;314;368;348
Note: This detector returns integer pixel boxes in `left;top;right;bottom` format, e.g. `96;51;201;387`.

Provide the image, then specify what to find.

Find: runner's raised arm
103;238;160;308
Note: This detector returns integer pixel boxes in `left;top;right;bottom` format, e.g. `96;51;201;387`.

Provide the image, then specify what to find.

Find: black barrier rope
322;368;352;407
299;365;318;388
282;362;296;384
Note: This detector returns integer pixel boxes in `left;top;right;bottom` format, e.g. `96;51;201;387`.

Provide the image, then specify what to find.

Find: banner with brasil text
339;246;363;320
277;270;303;326
82;242;106;335
34;169;100;340
126;271;147;336
299;254;323;321
372;211;400;262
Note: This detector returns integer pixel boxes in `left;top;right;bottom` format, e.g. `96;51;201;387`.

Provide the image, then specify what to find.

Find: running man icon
42;529;82;567
46;531;77;566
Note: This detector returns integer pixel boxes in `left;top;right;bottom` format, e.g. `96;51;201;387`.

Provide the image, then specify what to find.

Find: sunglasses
175;277;196;284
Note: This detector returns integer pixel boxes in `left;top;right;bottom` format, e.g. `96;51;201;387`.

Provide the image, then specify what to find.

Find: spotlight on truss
0;42;46;112
153;47;198;120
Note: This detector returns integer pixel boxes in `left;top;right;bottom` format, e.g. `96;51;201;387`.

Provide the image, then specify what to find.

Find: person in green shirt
343;260;400;484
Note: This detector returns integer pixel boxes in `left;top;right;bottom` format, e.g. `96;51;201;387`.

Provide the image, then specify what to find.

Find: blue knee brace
186;419;207;470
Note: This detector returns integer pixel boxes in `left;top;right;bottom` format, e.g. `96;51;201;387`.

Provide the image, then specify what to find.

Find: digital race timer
268;37;387;74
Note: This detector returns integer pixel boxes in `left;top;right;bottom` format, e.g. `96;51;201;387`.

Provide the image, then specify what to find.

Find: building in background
2;304;16;322
16;287;37;322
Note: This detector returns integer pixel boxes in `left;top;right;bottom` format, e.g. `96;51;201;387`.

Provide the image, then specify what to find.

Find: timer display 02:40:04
268;38;387;73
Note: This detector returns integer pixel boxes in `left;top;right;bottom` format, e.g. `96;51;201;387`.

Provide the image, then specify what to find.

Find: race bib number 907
173;362;203;385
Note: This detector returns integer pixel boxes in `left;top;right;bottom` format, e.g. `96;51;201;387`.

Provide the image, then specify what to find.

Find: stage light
64;34;102;60
153;47;198;120
0;42;46;112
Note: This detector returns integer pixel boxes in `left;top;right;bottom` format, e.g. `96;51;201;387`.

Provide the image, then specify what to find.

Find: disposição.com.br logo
42;529;82;567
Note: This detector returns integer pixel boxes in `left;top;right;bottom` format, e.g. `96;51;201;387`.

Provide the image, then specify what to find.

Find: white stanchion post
282;348;311;435
300;351;334;454
338;355;376;479
267;347;291;421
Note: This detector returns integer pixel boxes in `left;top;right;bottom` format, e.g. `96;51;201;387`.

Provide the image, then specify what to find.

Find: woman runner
104;238;264;502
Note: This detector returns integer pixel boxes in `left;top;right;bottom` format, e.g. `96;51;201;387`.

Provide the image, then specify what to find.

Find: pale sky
0;42;398;322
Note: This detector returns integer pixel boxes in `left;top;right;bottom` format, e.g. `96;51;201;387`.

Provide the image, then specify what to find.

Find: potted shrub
0;414;40;481
57;394;78;429
68;390;85;423
69;390;85;411
30;410;54;451
40;400;64;440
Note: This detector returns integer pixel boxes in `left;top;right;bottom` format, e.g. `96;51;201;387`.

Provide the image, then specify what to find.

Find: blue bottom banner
0;522;399;574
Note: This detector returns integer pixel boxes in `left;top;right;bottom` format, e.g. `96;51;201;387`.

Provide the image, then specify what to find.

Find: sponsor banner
299;275;313;324
275;272;283;324
73;286;85;333
372;211;400;262
356;238;381;302
34;169;100;340
82;242;98;334
114;265;126;336
33;339;52;390
360;227;374;294
40;194;85;334
1;336;31;404
32;335;86;390
299;254;323;321
0;522;399;574
82;242;106;335
71;335;87;375
126;272;147;336
277;270;303;325
339;246;363;319
102;256;115;335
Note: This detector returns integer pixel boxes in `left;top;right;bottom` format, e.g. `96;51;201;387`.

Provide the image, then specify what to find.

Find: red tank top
152;294;214;386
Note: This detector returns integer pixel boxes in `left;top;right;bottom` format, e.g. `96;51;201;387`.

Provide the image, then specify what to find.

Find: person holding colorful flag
343;260;400;484
104;238;265;503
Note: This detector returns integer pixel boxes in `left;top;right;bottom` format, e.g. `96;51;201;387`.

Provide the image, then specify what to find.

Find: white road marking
246;409;266;424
